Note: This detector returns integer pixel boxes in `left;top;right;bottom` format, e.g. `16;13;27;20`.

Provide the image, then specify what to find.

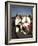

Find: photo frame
5;1;37;45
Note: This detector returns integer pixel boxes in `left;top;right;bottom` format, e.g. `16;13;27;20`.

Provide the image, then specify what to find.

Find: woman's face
16;16;21;19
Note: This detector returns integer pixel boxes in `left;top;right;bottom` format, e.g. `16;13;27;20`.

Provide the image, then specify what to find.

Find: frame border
5;1;37;45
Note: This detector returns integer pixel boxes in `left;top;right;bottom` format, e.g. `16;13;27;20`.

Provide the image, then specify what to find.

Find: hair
16;14;18;17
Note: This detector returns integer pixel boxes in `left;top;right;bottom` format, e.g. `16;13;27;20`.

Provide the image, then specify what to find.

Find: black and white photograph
10;5;33;38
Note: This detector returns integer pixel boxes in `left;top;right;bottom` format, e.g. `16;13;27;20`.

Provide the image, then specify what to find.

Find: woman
20;16;32;35
15;15;22;32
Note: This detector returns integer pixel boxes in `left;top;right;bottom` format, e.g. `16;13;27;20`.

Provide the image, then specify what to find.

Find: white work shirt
15;18;21;25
